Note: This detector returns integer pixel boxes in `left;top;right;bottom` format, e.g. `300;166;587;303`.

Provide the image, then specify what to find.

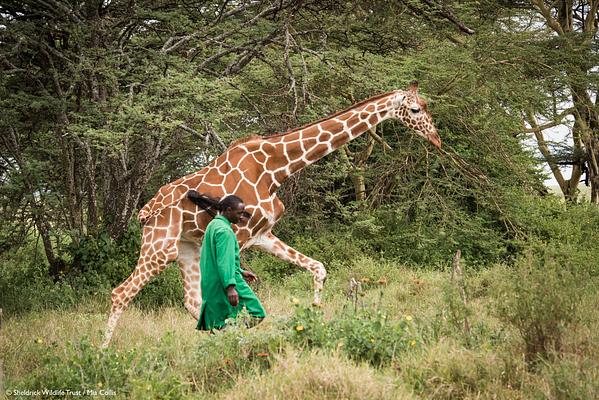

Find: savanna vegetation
1;1;598;399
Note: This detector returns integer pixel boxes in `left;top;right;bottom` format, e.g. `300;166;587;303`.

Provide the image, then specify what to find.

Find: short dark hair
217;195;244;211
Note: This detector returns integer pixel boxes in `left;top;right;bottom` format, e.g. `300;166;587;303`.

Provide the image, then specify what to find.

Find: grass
1;256;598;399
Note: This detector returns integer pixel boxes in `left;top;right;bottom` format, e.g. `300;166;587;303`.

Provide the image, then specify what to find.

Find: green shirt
196;215;265;330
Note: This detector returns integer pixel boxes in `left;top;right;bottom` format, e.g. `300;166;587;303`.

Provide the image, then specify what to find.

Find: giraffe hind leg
101;247;177;348
176;240;201;320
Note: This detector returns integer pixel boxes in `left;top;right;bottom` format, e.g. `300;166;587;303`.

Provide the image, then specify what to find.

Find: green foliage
491;247;592;365
17;337;185;399
533;356;599;400
193;323;288;394
288;305;421;368
0;243;80;314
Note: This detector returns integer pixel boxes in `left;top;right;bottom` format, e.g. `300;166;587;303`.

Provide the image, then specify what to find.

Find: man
196;195;266;331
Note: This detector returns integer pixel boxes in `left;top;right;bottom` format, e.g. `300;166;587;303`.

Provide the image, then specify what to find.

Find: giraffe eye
410;107;421;114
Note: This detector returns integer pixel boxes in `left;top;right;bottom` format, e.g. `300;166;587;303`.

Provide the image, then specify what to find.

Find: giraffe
101;81;440;346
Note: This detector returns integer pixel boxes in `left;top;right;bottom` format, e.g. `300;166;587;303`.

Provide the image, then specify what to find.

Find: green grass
1;256;598;399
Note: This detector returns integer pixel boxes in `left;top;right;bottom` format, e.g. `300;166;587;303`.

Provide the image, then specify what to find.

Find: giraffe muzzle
428;132;442;149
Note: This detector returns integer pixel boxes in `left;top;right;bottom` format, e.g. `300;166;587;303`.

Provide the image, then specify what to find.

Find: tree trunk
350;166;367;202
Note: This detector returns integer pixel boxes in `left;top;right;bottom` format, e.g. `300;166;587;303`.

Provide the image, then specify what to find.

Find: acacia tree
521;0;599;202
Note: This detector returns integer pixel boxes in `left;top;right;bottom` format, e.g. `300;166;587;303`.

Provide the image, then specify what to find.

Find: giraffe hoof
311;301;323;308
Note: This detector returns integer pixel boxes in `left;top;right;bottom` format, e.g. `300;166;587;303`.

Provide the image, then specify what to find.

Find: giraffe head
389;81;441;149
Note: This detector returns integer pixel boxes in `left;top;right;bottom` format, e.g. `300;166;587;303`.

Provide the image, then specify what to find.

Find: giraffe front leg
177;240;201;320
254;232;327;305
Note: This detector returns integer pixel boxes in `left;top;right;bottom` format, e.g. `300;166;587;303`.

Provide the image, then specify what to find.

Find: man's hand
242;270;258;283
227;285;239;307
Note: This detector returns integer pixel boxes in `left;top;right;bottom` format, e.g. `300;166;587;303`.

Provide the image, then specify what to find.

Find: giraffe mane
227;90;398;147
227;134;262;148
266;90;398;138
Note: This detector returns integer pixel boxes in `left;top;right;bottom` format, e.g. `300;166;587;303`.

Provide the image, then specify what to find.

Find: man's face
224;203;246;225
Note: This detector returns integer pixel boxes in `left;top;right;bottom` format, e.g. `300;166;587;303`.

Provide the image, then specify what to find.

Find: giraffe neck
262;92;397;190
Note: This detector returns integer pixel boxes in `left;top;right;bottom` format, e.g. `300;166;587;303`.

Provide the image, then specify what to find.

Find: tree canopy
1;0;597;278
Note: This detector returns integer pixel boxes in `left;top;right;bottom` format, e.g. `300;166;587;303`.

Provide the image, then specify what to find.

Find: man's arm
215;228;239;306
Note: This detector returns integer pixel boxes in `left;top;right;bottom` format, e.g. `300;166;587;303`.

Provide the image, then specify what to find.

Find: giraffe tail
137;204;153;225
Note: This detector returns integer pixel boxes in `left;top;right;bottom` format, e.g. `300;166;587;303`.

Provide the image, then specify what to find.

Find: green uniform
196;215;265;330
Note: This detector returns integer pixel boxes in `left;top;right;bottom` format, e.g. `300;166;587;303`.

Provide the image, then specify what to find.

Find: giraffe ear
408;80;419;93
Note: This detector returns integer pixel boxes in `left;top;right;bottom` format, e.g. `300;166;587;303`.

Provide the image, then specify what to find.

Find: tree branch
520;107;575;133
530;0;565;34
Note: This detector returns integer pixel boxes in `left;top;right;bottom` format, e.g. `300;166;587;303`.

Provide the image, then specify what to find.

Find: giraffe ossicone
101;82;440;347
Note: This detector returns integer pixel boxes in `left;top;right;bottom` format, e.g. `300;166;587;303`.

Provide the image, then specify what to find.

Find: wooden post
451;250;471;342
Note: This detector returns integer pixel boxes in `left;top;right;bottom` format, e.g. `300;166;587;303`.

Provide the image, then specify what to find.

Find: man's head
218;195;246;224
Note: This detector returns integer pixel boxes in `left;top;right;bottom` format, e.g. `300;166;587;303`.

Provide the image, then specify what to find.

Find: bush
192;321;289;394
532;355;599;400
288;304;421;368
491;246;590;365
16;337;186;399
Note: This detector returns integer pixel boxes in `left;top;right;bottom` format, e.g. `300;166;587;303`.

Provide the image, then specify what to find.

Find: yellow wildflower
410;340;417;346
405;315;413;322
291;297;300;305
295;325;304;332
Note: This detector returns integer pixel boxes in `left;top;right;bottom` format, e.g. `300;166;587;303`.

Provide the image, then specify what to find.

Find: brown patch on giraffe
289;160;305;175
365;104;376;112
301;125;320;138
303;137;318;150
321;120;345;135
265;147;285;171
336;112;353;121
287;248;297;257
254;151;267;164
369;114;379;126
346;115;360;128
274;170;287;185
203;168;226;186
223;169;243;188
155;211;169;226
239;183;258;204
236;229;250;245
255;173;273;194
261;141;277;154
218;162;231;175
331;132;350;148
319;131;332;142
352;122;368;134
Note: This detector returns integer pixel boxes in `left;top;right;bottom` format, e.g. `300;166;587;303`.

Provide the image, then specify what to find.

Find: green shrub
400;341;513;400
288;304;421;368
532;355;599;400
492;246;590;365
15;337;186;399
193;322;289;394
